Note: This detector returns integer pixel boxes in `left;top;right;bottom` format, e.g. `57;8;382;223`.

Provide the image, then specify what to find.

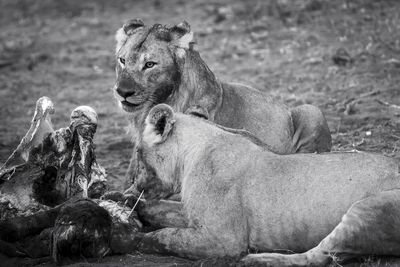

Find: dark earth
0;0;399;266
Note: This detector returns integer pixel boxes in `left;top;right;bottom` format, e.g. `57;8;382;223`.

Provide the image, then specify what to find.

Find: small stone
332;48;353;66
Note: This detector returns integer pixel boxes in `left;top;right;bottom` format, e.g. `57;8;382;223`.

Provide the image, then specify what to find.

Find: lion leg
240;248;331;267
135;227;244;260
242;189;400;266
124;146;139;189
137;199;189;229
315;189;400;260
291;104;331;153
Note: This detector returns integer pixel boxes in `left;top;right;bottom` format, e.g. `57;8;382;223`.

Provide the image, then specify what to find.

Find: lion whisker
128;189;144;218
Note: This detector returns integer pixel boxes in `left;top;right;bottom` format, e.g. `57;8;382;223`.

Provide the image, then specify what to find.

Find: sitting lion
113;19;332;186
131;104;400;266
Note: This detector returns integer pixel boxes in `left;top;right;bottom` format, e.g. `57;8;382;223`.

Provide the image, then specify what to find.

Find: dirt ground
0;0;400;266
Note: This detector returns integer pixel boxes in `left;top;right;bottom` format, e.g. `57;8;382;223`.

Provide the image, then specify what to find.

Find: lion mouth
114;89;148;113
120;100;145;112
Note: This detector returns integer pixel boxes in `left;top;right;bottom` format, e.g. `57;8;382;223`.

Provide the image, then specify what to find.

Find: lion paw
240;253;307;267
241;251;332;267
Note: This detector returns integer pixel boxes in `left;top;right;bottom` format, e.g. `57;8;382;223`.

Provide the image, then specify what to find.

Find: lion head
134;104;180;200
134;103;274;200
114;19;194;115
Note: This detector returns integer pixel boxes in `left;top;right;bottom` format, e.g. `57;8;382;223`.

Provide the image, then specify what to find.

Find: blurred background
0;0;400;192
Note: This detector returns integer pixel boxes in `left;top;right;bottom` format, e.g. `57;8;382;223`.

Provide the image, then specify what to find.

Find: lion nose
116;87;135;98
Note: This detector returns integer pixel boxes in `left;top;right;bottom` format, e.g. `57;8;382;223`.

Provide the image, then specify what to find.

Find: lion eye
144;61;156;69
119;57;125;65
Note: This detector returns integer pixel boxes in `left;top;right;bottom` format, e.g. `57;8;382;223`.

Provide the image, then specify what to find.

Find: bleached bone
0;96;54;181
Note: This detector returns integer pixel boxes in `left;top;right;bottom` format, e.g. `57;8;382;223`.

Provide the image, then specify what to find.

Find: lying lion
130;104;400;266
113;19;332;187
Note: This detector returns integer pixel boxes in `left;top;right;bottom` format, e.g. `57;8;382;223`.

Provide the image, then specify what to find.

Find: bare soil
0;0;400;266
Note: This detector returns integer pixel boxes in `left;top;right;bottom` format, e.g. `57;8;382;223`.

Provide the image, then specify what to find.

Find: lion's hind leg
316;189;400;260
291;104;332;153
241;189;400;267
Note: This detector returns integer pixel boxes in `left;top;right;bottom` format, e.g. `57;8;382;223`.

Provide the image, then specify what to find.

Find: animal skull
0;97;107;220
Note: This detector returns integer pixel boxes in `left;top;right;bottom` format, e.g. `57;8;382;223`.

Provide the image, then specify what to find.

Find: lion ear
143;104;175;146
123;19;145;35
115;19;145;53
170;21;194;50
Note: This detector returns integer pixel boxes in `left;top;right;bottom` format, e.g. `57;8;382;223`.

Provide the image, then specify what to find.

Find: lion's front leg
137;227;236;260
242;189;400;267
124;145;140;189
241;249;332;267
137;199;188;229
